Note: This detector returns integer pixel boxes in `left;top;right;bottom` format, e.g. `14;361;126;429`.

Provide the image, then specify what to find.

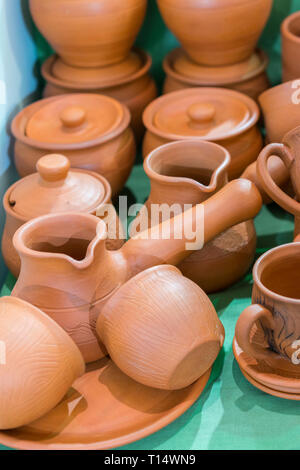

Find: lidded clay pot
0;296;85;430
11;94;136;195
282;11;300;82
29;0;147;68
41;50;158;142
157;0;273;66
163;48;270;102
97;265;225;390
143;88;263;179
2;153;124;279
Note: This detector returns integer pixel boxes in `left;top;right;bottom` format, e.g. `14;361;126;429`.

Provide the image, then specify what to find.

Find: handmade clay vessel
12;179;262;363
11;94;136;196
157;0;273;66
282;12;300;82
97;265;224;390
42;50;157;142
134;140;257;293
143;88;263;179
29;0;147;68
0;296;85;430
235;243;300;368
259;80;300;143
163;48;270;102
2;154;124;279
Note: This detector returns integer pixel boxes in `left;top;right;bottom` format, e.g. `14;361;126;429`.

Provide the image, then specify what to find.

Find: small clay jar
143;88;263;180
157;0;273;66
97;265;225;390
29;0;147;68
0;296;85;430
11;94;136;196
42;50;157;142
2;154;124;279
282;12;300;82
163;48;270;103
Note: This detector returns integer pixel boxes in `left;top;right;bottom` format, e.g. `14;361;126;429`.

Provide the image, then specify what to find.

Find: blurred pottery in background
29;0;147;68
42;50;157;142
163;48;270;102
157;0;273;66
11;94;136;196
97;265;225;390
282;11;300;82
143;88;263;179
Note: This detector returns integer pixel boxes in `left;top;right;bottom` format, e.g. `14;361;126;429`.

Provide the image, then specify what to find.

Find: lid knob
37;154;71;182
187;103;216;126
60;106;87;128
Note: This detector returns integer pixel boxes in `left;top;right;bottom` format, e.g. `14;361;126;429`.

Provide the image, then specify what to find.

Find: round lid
25;94;125;145
7;154;109;220
143;88;259;141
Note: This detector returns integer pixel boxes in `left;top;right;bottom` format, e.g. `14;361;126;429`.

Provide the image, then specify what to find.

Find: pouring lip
13;212;108;269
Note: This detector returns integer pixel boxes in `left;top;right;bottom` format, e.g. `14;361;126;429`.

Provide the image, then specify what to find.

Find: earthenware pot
143;88;263;179
157;0;273;66
259;80;300;143
0;296;85;430
235;243;300;368
282;12;300;82
12;180;262;362
29;0;147;68
41;50;157;142
97;265;224;390
163;48;270;102
11;94;136;196
134;140;257;293
2;154;124;279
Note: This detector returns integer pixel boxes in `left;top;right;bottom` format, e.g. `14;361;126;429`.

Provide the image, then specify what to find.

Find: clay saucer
0;358;211;450
239;368;300;401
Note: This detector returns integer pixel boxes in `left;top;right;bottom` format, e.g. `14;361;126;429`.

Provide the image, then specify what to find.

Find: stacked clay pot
29;0;156;142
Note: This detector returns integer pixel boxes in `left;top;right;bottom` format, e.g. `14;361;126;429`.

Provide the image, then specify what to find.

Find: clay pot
42;50;158;142
282;12;300;82
259;80;300;143
11;94;136;196
2;154;124;279
0;296;84;430
235;243;300;367
163;48;270;102
157;0;273;66
29;0;147;68
12;179;262;362
97;265;225;390
134;140;257;293
143;88;263;180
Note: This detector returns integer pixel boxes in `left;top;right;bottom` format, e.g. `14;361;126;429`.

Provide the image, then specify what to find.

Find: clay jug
12;179;262;363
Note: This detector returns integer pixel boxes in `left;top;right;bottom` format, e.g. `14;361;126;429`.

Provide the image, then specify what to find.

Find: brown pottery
157;0;273;66
143;88;263;180
29;0;147;68
11;94;136;196
282;12;300;82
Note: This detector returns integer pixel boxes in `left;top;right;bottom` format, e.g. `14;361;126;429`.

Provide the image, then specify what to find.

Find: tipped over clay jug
12;179;262;363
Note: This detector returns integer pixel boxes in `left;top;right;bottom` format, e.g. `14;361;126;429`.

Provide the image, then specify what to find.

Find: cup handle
235;304;277;361
257;143;299;216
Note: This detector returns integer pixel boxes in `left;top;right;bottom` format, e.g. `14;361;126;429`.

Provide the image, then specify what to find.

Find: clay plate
0;358;211;450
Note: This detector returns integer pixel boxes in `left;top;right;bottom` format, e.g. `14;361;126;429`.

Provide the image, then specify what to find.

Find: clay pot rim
159;0;264;9
258;79;295;104
3;169;112;223
163;48;269;86
42;49;152;90
13;212;108;269
144;140;231;194
143;87;260;142
11;94;131;151
253;242;300;305
281;11;300;44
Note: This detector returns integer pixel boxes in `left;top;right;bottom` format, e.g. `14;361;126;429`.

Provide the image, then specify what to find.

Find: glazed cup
282;11;300;82
235;243;300;365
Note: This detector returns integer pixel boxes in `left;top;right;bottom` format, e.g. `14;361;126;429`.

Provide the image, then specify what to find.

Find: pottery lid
143;88;259;141
25;94;125;145
7;154;109;220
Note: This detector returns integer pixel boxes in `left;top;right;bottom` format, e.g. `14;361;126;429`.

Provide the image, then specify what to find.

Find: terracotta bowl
282;11;300;82
0;296;85;430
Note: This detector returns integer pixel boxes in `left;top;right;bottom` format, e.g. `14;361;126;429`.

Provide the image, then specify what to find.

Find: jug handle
257;143;300;216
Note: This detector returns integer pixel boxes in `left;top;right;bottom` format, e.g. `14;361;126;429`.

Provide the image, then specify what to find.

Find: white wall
0;0;38;286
